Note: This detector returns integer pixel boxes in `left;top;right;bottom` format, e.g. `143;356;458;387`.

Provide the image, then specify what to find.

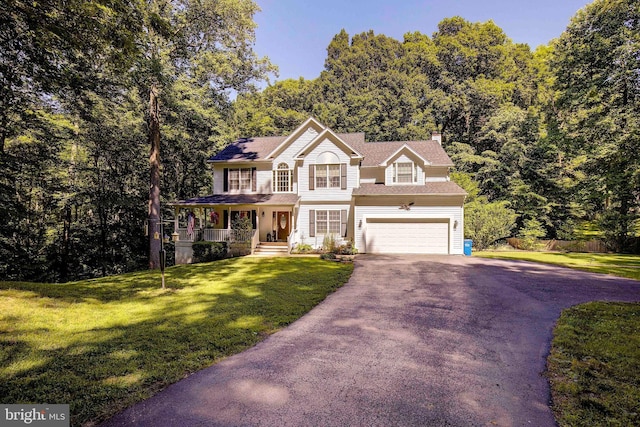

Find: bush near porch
0;257;353;426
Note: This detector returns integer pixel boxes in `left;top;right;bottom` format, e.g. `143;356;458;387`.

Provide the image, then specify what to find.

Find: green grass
0;257;353;426
474;251;640;281
548;302;640;426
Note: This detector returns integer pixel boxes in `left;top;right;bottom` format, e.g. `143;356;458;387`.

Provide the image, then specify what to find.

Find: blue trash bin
463;239;473;256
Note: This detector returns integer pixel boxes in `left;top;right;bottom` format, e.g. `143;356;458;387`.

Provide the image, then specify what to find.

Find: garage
364;218;449;254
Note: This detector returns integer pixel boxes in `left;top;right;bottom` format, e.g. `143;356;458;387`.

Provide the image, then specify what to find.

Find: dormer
380;144;430;185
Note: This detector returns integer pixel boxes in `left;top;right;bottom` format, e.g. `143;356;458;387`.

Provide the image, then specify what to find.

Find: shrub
322;233;339;253
320;252;336;261
337;241;358;255
293;243;314;254
518;218;546;250
192;241;227;263
465;199;517;250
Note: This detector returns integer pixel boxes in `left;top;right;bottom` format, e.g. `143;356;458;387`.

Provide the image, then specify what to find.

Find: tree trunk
148;83;161;269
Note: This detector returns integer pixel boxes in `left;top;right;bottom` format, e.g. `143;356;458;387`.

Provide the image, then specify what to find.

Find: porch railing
178;228;255;243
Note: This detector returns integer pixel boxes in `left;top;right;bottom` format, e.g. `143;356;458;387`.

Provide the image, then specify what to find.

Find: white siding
298;138;358;203
425;166;450;182
296;203;352;249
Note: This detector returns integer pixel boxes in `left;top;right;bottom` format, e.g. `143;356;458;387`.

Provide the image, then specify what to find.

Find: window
393;161;418;183
225;167;255;192
315;164;342;188
315;210;341;234
273;163;292;192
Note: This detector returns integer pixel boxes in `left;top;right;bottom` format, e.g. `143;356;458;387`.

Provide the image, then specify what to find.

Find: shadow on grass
0;257;353;426
476;252;640;281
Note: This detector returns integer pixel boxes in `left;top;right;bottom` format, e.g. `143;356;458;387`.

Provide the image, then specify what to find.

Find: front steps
253;241;289;256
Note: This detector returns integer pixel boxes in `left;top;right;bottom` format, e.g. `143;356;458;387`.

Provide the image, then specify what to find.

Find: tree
552;0;640;251
465;200;518;250
133;0;275;269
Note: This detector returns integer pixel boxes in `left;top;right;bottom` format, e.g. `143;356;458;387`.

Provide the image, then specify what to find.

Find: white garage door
365;219;449;254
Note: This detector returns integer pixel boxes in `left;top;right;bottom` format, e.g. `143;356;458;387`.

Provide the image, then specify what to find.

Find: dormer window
273;162;292;192
393;161;418;183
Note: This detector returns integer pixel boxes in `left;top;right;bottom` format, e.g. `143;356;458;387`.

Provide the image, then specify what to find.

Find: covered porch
169;193;300;262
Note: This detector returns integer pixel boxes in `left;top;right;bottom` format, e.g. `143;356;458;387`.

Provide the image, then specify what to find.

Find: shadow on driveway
102;255;640;427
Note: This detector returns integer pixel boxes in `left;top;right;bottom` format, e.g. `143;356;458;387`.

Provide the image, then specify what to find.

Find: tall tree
134;0;274;269
552;0;640;251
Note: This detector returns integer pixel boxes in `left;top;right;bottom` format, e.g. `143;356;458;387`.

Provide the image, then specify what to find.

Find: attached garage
364;218;449;254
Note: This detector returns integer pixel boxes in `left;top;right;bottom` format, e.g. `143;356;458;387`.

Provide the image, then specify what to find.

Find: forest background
1;0;638;282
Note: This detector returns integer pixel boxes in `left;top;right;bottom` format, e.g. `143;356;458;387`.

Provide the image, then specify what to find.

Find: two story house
170;117;466;262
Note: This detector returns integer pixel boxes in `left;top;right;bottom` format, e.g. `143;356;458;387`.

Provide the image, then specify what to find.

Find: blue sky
253;0;592;84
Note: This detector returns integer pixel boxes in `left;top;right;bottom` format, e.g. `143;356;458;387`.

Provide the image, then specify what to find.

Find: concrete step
253;243;290;256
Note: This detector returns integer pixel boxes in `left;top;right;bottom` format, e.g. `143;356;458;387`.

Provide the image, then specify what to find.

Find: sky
253;0;592;84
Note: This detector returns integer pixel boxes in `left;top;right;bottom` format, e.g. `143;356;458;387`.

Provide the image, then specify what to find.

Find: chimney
431;131;442;145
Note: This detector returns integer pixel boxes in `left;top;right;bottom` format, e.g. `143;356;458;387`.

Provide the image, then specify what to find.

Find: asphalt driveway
102;255;640;427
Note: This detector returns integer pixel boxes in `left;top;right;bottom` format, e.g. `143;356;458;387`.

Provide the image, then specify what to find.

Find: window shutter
252;168;257;192
309;210;315;237
341;209;347;237
341;163;347;190
251;210;257;229
309;164;315;190
223;210;229;229
223;168;229;192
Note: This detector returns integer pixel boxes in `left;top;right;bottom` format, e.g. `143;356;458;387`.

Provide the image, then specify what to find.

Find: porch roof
171;193;301;207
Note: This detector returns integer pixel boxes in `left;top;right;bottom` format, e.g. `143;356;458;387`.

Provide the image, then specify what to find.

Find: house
170;117;466;262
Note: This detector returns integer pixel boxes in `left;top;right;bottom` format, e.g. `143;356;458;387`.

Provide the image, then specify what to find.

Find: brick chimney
431;131;442;145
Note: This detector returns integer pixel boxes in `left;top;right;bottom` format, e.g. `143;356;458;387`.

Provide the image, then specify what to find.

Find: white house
170;117;466;261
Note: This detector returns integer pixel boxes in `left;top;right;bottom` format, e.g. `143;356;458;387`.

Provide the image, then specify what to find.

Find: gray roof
353;182;467;196
351;140;454;167
173;193;300;206
210;133;366;162
209;136;286;162
210;133;453;166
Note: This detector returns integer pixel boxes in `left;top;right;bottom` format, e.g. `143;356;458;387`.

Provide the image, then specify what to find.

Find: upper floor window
273;163;292;192
309;151;347;190
392;161;418;184
224;167;256;192
316;164;341;188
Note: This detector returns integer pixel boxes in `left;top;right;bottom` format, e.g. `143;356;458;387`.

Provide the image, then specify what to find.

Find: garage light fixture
454;220;459;230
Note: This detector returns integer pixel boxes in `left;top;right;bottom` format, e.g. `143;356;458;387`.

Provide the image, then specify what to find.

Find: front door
275;211;290;241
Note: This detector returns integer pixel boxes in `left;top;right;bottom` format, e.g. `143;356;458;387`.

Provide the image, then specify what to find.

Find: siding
297;202;353;249
298;138;358;203
425;166;450;182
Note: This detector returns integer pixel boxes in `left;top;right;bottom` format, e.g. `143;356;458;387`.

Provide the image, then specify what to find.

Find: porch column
173;207;179;233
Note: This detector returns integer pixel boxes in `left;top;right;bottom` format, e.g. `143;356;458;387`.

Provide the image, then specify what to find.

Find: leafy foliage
464;200;517;250
0;0;273;281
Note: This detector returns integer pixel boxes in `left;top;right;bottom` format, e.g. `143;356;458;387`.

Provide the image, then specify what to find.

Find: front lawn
548;302;640;426
475;251;640;281
0;257;353;426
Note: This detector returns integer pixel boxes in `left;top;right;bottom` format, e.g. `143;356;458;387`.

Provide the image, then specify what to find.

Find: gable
294;128;363;161
379;144;429;167
265;116;326;159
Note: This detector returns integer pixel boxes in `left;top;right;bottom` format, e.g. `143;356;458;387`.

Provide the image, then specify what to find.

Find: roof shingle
353;182;467;196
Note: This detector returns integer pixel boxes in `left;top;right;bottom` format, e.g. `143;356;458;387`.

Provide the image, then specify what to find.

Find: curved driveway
103;255;640;427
